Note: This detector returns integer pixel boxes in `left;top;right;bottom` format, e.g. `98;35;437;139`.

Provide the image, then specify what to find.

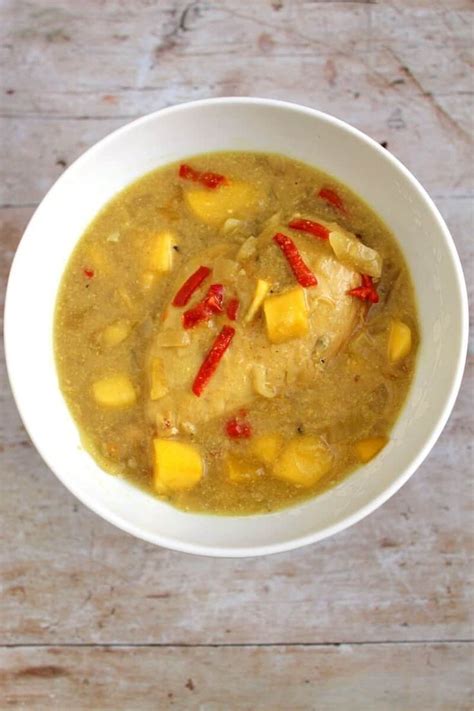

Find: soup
55;152;418;515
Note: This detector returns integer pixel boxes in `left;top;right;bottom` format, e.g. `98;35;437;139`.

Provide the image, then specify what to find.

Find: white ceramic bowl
5;98;468;557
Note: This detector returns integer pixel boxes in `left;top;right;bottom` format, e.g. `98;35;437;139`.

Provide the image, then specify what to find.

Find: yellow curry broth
54;152;418;514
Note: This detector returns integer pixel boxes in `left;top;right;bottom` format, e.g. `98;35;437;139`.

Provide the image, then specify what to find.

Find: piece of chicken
146;226;365;434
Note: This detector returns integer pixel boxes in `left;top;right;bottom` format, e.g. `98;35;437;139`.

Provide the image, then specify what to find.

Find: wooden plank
0;643;472;710
1;1;472;106
0;0;472;116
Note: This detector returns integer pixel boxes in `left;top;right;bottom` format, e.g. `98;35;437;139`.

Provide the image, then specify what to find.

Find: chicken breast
146;226;365;434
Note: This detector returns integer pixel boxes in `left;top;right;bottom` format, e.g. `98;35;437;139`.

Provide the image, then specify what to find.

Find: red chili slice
288;219;330;241
83;267;94;278
182;303;207;329
273;233;318;288
192;325;235;397
179;164;199;181
200;172;227;189
318;187;346;213
183;284;225;329
172;266;211;307
226;298;240;321
204;284;225;313
225;416;252;439
178;163;227;189
347;274;379;304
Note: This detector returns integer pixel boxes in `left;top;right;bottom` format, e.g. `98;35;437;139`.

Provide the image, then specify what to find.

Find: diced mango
185;182;262;226
354;436;388;463
251;434;283;466
225;454;264;484
153;439;203;493
329;230;382;278
150;358;168;400
149;231;175;272
245;279;271;323
102;319;131;348
273;436;332;487
263;286;309;344
92;375;136;409
388;320;412;362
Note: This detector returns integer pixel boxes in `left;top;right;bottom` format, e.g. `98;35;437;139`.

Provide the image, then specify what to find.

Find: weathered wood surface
1;644;473;711
1;0;473;708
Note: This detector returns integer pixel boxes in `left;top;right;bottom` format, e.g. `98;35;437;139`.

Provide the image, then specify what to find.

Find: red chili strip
226;298;240;321
83;267;94;278
183;284;225;329
318;187;346;213
179;164;199;181
200;172;228;189
172;266;211;307
178;163;227;189
204;284;225;313
273;233;318;288
347;274;379;304
225;416;252;439
192;325;235;397
288;219;329;241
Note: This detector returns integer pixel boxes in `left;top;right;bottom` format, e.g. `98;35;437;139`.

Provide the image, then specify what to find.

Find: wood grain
1;643;473;710
1;0;473;707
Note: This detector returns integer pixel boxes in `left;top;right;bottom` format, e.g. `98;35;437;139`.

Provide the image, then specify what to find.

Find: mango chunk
273;436;332;487
153;439;203;493
263;286;309;344
102;319;131;348
225;454;264;484
245;279;271;323
185;182;262;226
150;358;168;400
354;436;388;463
329;230;382;278
149;231;175;272
92;375;136;409
251;434;283;466
388;320;412;362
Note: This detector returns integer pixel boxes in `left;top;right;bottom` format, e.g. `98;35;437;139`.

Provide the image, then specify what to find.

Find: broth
55;152;418;514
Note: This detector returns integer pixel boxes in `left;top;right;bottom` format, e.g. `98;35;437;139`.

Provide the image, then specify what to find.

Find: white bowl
4;98;468;557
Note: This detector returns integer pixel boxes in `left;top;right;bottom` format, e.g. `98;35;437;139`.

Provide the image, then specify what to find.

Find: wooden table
1;1;472;708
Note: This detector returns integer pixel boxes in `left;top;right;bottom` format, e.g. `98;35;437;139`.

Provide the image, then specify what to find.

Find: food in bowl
54;150;418;515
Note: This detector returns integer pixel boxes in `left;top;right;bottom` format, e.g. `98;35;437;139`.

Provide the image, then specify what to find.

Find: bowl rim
4;96;469;557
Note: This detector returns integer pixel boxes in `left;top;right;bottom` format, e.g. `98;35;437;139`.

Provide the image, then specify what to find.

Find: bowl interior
5;99;467;556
